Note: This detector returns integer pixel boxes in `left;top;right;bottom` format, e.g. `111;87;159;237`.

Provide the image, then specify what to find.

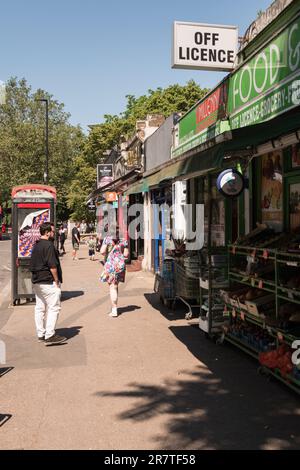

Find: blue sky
0;0;271;130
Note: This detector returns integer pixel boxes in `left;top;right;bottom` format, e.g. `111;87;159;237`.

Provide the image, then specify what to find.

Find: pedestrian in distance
100;226;129;317
80;220;87;234
59;224;66;255
87;234;96;261
72;222;81;260
29;222;66;345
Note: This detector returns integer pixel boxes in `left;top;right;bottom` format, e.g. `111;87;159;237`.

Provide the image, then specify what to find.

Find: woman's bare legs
109;283;118;317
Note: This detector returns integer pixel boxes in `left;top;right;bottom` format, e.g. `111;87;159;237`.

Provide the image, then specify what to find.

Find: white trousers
33;283;61;339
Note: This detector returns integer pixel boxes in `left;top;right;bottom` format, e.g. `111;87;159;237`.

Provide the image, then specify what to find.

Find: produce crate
154;273;175;301
245;294;275;316
174;262;199;299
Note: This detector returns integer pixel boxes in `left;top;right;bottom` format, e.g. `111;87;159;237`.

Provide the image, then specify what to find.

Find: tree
122;80;209;123
0;77;85;222
66;156;97;222
84;80;209;165
67;80;210;220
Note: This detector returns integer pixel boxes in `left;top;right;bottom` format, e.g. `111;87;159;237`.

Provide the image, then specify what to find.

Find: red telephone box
11;184;56;305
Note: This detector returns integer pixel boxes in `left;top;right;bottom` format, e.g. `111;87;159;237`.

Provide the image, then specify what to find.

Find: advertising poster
290;183;300;231
18;208;50;257
292;143;300;168
97;164;113;189
261;151;283;231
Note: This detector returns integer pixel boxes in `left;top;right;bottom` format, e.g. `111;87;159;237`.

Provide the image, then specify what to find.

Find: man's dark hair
40;222;52;236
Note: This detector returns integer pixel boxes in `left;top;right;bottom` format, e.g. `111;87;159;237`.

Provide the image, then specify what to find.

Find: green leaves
0;77;85;222
0;77;209;224
68;80;210;221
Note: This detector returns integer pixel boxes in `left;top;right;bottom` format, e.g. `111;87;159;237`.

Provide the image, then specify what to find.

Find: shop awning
125;180;144;195
124;143;226;195
124;107;300;198
227;107;300;151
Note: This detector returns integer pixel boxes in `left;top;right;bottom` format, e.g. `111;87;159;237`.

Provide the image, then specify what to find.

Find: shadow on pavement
61;291;84;301
94;324;300;450
144;293;191;321
0;367;14;378
0;414;12;427
55;325;83;340
118;305;141;316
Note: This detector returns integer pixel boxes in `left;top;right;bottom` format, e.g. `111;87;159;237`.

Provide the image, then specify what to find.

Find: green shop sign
173;81;229;158
172;120;230;158
228;15;300;129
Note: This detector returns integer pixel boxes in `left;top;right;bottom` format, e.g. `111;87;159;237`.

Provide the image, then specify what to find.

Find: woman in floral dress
100;235;129;317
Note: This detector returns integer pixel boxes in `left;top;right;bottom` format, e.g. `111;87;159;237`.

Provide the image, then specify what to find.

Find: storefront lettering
232;44;281;108
230;18;300;112
178;29;235;64
179;47;234;64
196;84;226;132
289;22;300;71
232;87;290;128
229;17;300;128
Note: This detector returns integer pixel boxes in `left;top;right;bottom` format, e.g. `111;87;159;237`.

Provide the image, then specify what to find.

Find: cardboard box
245;294;275;316
238;299;249;312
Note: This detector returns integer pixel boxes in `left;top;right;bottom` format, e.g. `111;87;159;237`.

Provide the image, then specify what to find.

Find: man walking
30;222;66;345
72;222;81;260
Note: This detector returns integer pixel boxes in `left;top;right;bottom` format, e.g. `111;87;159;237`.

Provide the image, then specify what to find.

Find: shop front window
261;151;283;232
204;177;225;247
290;182;300;231
291;143;300;169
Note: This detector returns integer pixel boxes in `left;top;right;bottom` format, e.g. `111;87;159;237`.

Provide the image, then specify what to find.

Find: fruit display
259;345;294;379
227;321;275;352
278;267;300;291
226;232;300;393
234;224;300;252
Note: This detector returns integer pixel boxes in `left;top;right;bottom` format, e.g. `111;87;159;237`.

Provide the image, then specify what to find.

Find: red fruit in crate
277;345;287;356
270;350;278;360
270;356;279;367
277;357;285;368
259;352;267;363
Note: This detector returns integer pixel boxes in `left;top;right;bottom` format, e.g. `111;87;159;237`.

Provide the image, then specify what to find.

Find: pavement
0;239;300;450
0;239;11;329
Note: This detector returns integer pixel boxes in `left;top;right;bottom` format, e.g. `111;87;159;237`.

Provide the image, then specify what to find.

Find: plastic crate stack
182;252;201;278
174;262;200;299
160;258;175;300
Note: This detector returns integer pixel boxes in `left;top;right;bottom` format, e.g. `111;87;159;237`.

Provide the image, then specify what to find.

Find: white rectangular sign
172;21;238;72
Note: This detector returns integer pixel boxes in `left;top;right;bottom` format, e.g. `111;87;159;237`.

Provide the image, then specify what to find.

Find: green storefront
171;0;300;393
222;1;300;393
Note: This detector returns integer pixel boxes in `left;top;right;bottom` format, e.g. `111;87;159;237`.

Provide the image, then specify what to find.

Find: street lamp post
37;98;49;184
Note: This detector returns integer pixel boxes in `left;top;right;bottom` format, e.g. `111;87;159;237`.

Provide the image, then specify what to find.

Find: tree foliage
70;80;210;220
83;80;209;168
0;77;209;223
0;77;85;222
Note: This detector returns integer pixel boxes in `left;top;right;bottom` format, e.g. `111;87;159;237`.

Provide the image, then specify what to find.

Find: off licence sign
172;22;238;71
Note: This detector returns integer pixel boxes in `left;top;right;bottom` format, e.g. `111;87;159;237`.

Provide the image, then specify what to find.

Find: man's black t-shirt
72;226;80;245
30;239;63;284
